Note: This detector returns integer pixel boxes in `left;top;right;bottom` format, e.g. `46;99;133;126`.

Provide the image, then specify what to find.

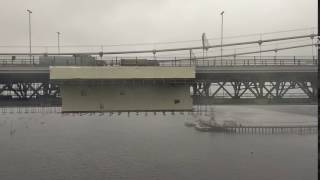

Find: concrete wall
61;84;192;112
50;66;195;80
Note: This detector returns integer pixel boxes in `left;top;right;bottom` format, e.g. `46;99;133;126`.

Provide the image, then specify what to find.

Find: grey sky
0;0;318;55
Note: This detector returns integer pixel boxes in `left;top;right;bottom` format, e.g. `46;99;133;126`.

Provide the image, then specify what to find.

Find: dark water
0;105;317;180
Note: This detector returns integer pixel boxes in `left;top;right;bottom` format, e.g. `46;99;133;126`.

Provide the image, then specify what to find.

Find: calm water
0;105;317;180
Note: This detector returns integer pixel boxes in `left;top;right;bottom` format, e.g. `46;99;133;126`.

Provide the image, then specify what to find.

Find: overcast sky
0;0;318;55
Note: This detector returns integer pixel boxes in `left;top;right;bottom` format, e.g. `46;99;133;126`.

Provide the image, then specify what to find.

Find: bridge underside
192;80;317;105
0;78;317;107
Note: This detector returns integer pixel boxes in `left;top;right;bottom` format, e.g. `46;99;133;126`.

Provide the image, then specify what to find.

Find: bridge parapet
49;66;195;81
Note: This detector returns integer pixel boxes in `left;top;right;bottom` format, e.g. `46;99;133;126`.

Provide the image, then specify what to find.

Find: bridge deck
0;65;317;82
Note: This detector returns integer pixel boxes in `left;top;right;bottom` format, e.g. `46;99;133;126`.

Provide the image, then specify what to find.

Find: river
0;105;317;180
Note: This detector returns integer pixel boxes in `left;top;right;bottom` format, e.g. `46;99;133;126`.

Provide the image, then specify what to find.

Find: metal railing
157;56;318;67
0;55;318;67
0;56;40;65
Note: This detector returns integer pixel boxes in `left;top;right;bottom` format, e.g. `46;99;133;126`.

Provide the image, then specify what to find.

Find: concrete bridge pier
50;66;195;112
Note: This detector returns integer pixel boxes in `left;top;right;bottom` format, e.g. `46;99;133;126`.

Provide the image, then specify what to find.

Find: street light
27;9;32;59
57;32;61;54
220;11;224;65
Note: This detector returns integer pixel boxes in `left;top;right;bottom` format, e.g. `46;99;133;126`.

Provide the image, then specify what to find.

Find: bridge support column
192;82;210;96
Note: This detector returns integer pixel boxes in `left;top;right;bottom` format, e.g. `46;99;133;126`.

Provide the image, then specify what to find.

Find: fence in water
223;125;318;135
1;106;317;136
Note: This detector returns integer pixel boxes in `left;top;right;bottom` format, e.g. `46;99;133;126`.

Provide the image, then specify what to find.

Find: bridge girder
0;82;60;100
192;79;317;104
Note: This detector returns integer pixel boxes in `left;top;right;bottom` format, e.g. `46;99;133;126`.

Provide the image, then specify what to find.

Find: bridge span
0;55;317;109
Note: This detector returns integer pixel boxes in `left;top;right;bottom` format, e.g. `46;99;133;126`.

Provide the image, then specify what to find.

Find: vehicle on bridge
120;59;159;66
39;55;98;66
38;55;160;67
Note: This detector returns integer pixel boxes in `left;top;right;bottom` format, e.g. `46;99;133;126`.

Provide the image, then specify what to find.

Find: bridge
0;33;318;111
0;55;317;108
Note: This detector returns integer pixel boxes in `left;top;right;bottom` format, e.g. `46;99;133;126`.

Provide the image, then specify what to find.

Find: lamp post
57;32;61;54
220;11;224;65
27;9;32;59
